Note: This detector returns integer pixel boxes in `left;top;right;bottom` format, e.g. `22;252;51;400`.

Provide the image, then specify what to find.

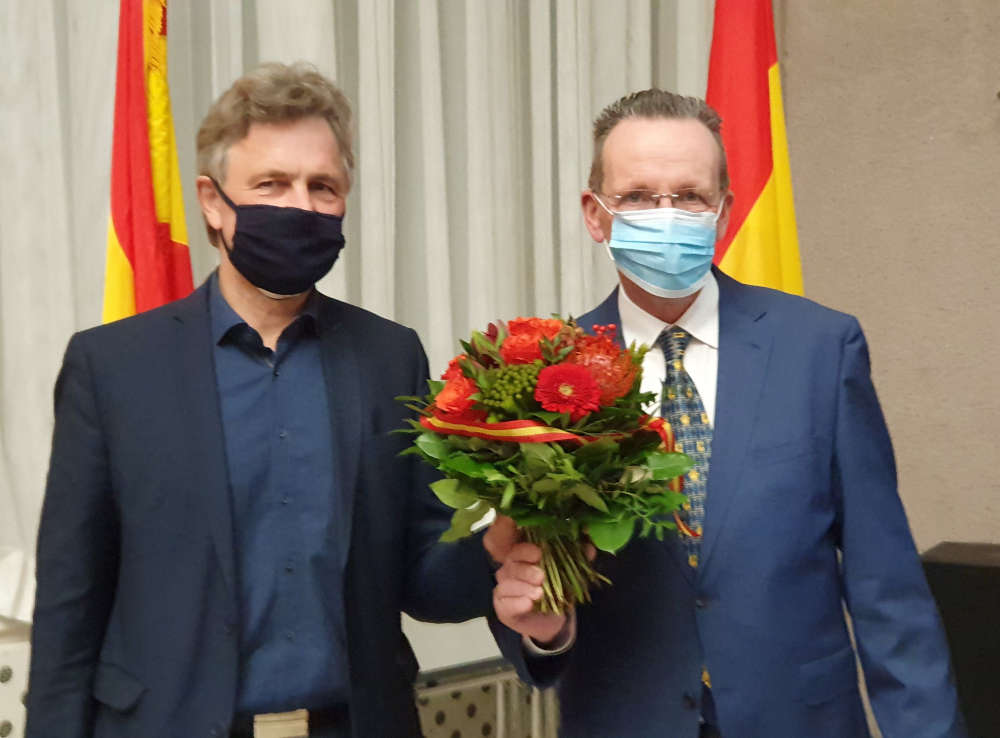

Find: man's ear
581;190;611;244
196;176;224;232
716;190;735;242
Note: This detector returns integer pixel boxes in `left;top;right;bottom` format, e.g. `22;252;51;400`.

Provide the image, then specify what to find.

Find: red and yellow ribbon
420;414;675;449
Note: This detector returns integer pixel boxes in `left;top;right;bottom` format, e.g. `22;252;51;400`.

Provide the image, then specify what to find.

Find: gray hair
588;88;729;192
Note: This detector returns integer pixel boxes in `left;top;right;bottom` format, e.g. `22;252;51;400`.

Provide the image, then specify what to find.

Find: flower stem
525;529;610;614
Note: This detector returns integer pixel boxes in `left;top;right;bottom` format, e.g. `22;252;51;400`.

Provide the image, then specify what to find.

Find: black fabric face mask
212;179;346;296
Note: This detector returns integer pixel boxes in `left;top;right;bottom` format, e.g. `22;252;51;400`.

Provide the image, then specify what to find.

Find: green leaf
440;501;490;542
499;481;516;509
568;483;609;513
572;437;619;464
441;452;510;482
529;411;564;425
520;443;555;476
415;432;451;460
429;478;477;509
531;478;562;495
646;451;693;481
587;518;635;553
427;379;446;395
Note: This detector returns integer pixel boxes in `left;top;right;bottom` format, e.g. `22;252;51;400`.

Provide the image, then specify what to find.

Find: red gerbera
565;325;637;405
534;364;601;422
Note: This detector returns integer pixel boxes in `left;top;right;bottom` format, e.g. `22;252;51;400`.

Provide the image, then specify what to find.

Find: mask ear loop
209;177;239;254
711;191;727;225
589;192;620;264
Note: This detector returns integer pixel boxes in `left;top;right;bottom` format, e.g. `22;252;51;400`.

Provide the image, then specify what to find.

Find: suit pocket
798;645;859;706
92;661;146;712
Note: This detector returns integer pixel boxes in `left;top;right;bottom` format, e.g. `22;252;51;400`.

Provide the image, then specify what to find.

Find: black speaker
922;542;1000;737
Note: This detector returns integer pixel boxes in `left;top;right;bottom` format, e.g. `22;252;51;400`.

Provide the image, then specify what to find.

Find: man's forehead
601;117;721;187
228;117;345;175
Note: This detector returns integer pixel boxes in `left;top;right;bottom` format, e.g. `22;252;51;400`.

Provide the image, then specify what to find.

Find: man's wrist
522;611;577;656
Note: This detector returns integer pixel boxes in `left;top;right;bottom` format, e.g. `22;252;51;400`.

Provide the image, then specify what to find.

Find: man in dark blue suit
485;89;965;737
27;62;492;738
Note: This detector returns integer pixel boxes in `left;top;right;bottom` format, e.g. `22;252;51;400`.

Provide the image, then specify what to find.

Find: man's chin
256;286;311;301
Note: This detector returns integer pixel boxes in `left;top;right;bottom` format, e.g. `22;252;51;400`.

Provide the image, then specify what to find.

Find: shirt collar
208;270;320;346
617;272;719;350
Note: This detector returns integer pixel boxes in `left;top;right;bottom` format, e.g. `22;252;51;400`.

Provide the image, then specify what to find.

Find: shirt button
682;693;697;710
282;496;290;505
278;430;288;439
285;631;295;641
285;564;294;573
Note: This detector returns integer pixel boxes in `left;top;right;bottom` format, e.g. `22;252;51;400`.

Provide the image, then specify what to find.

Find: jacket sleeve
398;330;495;623
26;334;119;738
486;612;570;689
833;319;967;737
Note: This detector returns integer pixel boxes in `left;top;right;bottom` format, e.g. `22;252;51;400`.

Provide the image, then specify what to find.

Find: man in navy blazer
485;89;965;736
27;63;492;738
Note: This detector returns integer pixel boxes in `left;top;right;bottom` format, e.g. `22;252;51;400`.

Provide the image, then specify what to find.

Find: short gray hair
196;61;354;185
588;88;729;193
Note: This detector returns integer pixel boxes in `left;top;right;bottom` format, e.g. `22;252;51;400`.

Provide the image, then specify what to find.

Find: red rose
534;364;601;422
433;375;485;421
500;317;564;364
508;317;563;339
441;354;468;381
499;333;546;364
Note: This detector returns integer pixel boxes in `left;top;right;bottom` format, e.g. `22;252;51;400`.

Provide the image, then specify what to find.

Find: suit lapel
699;272;772;575
316;297;362;569
168;284;237;597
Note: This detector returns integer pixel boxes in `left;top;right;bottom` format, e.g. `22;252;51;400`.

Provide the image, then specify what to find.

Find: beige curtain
0;0;713;644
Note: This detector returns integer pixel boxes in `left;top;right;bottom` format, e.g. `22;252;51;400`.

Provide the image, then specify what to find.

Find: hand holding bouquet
399;317;694;614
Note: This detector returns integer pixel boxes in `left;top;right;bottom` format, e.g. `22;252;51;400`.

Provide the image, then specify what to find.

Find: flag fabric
103;0;192;323
706;0;803;295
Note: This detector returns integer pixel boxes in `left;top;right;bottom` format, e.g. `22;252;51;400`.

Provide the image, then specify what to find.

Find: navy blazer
28;282;493;738
493;270;965;737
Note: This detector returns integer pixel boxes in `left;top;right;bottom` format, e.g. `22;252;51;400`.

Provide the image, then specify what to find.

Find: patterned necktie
658;328;712;568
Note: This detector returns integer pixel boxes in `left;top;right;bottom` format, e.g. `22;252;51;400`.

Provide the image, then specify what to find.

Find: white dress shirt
617;273;719;425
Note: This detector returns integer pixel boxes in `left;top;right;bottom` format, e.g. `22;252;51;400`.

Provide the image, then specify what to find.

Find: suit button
695;597;707;609
682;693;697;710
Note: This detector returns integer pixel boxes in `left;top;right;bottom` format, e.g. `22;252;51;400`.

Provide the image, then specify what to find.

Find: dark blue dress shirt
209;274;348;713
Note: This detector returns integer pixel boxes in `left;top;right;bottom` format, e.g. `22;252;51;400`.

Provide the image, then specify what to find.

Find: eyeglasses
598;188;719;213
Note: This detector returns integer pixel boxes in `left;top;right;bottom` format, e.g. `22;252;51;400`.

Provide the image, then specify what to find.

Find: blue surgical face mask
596;197;723;299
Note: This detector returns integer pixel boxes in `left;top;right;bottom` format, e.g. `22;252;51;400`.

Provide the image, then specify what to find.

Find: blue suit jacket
493;270;965;738
27;282;493;738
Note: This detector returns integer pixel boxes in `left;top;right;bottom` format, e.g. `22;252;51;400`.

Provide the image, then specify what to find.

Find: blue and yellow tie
658;328;712;568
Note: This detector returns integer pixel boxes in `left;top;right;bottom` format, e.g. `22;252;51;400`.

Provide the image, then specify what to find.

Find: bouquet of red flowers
399;317;694;613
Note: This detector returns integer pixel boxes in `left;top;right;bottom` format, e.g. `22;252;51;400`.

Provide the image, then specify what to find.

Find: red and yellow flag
707;0;803;295
103;0;192;323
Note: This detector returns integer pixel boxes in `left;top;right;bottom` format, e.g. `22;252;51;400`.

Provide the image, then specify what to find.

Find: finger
483;514;522;561
495;560;545;586
493;593;537;622
506;541;543;564
584;543;597;561
494;578;544;602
